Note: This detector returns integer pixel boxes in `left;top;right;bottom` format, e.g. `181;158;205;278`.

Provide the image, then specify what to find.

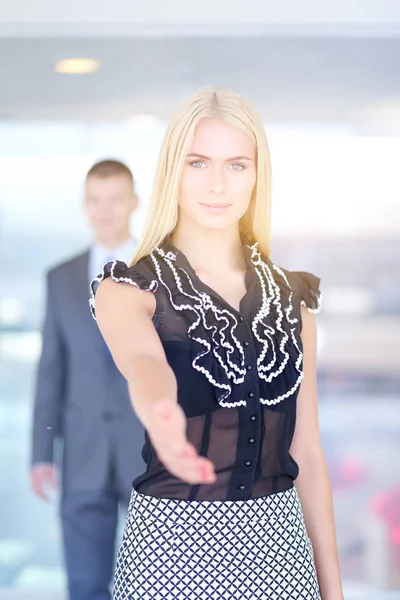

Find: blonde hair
131;86;272;264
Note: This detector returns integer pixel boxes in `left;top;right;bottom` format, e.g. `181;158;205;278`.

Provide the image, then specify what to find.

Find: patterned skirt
113;486;321;600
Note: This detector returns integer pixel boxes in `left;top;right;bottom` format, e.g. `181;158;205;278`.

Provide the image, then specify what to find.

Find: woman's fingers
158;437;216;484
148;399;216;485
169;450;216;485
167;455;216;485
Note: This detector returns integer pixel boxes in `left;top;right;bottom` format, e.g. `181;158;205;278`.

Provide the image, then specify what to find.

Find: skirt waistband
128;485;301;526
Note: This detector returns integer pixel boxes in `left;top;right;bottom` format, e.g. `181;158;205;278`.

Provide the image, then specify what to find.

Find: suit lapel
73;250;91;307
69;250;123;373
70;250;101;335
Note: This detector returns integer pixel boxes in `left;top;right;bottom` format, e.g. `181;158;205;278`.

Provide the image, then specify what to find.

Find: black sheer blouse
90;238;321;502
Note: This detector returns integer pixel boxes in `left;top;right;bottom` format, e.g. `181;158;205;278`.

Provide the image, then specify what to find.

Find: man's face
84;174;137;239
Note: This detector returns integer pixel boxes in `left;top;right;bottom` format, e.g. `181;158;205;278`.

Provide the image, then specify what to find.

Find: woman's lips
199;203;231;213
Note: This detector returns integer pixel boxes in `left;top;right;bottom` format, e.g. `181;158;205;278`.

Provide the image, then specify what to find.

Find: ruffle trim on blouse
249;245;305;406
297;271;322;314
89;245;321;409
150;243;321;408
89;259;158;320
151;248;247;408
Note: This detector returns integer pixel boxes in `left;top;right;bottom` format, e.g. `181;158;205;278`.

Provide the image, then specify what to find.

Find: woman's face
179;118;257;232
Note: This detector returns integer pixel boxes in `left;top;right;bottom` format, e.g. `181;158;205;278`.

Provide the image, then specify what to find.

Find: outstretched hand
147;399;216;485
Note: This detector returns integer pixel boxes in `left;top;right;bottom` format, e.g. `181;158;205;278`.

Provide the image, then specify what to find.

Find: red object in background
391;527;400;546
338;457;365;484
371;486;400;529
371;486;400;569
329;455;366;490
371;492;390;514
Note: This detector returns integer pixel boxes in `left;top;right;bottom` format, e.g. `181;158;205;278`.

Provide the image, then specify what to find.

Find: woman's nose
210;168;225;195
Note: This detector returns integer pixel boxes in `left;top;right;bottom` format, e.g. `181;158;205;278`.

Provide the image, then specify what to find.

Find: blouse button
248;392;255;398
245;460;252;467
239;484;245;491
248;437;255;444
244;341;250;347
250;415;256;422
239;316;244;323
246;365;252;371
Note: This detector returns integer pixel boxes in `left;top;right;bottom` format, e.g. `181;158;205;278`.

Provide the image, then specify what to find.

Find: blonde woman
90;88;343;600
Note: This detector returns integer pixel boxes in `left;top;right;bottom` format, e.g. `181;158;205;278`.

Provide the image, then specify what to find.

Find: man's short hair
86;159;134;187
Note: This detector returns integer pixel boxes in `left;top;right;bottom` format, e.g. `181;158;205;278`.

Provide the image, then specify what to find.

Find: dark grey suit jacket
32;250;145;494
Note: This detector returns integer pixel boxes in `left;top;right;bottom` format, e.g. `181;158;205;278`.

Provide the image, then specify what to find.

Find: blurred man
31;160;144;600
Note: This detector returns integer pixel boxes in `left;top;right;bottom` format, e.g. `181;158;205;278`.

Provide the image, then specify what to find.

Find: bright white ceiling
0;35;399;129
2;0;400;33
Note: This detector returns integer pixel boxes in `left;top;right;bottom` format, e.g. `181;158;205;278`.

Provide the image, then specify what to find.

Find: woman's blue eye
188;160;245;170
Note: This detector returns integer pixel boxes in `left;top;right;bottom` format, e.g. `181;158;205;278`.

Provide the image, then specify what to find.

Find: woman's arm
290;308;344;600
95;277;216;486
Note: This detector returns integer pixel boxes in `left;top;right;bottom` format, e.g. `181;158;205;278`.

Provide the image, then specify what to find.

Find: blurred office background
1;1;400;598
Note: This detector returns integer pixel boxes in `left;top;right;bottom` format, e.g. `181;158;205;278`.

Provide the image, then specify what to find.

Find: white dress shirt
89;238;137;282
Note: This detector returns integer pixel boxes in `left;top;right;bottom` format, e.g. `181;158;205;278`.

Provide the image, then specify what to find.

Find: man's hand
31;463;58;501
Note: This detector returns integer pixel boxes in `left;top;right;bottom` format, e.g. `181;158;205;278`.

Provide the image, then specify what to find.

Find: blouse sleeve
293;271;322;314
89;259;158;320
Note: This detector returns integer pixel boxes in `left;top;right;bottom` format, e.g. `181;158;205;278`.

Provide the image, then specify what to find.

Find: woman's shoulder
89;255;159;319
273;263;322;314
94;256;157;290
243;241;322;315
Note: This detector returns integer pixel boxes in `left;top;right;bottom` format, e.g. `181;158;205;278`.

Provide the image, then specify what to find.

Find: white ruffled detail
89;259;158;320
151;249;247;408
301;293;322;314
249;245;304;406
150;242;318;408
89;246;320;408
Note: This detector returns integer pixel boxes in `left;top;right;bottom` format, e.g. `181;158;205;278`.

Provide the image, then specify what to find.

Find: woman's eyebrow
186;153;253;161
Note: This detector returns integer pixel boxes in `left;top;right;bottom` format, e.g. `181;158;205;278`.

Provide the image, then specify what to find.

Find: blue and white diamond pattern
113;487;320;599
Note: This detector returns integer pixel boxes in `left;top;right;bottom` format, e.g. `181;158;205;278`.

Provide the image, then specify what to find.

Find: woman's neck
171;226;245;274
